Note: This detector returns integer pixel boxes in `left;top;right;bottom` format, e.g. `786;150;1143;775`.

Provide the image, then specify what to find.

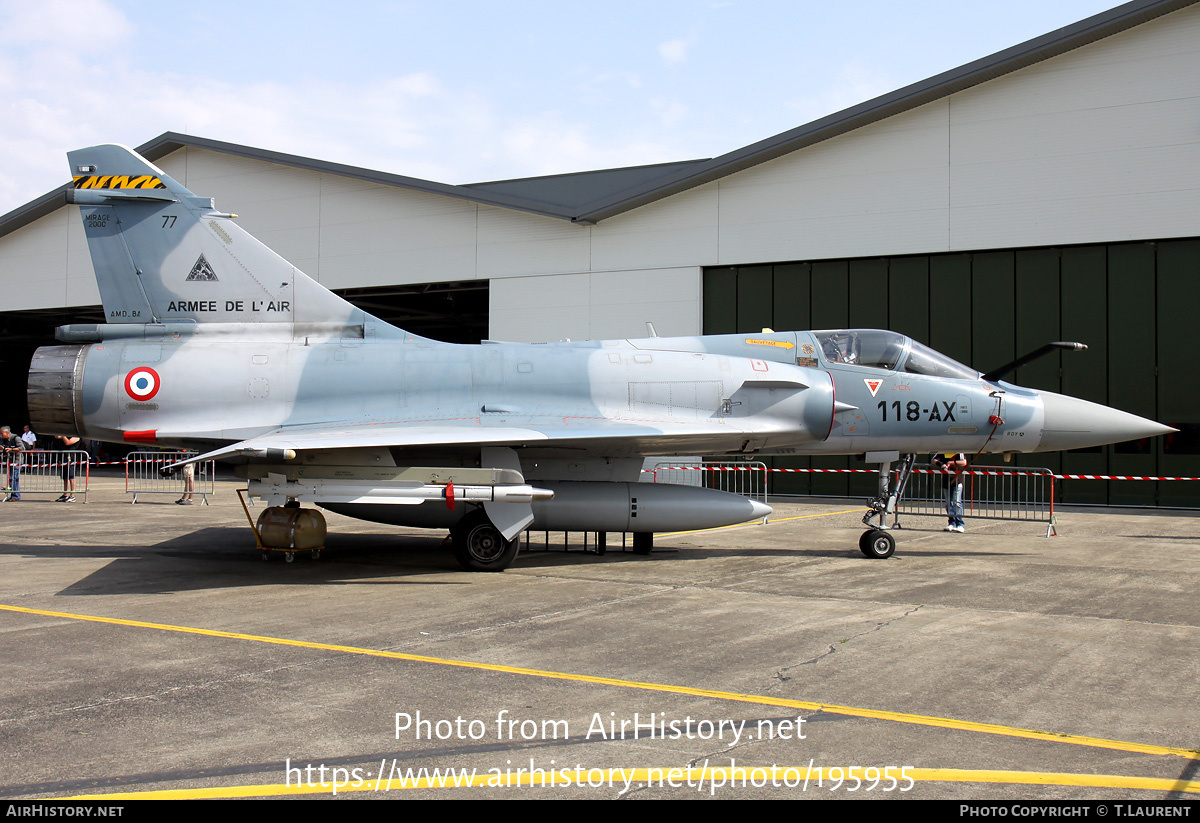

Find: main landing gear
450;510;521;572
858;453;916;559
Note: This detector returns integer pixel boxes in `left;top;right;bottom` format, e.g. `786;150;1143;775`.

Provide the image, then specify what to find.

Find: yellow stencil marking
744;338;796;350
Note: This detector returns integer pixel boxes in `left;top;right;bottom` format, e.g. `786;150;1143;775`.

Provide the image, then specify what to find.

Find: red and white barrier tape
1053;474;1200;481
17;460;1200;482
644;466;1043;476
642;466;1200;481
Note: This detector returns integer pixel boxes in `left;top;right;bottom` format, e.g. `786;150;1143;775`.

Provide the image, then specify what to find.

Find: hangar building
1;0;1198;505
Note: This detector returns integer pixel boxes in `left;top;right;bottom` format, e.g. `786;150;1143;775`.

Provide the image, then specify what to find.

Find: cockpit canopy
812;330;978;380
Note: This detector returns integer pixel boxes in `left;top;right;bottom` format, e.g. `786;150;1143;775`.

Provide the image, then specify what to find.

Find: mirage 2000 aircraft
27;144;1174;569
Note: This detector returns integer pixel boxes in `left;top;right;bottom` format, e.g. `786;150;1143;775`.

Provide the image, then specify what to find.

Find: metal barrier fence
647;461;1056;527
650;461;769;499
897;466;1056;523
1;450;91;501
125;451;215;504
522;530;632;555
649;461;770;512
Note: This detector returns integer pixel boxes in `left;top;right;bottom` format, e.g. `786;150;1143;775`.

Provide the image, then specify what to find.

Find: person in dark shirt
1;426;26;501
931;452;967;533
54;435;82;502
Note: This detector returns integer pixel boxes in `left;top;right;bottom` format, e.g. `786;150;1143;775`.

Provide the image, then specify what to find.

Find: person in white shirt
21;425;36;448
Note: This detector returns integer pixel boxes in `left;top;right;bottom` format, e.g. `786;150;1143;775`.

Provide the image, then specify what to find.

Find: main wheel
859;529;895;559
451;511;520;572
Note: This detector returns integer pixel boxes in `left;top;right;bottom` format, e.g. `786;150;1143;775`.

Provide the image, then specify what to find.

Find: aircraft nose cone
1038;391;1176;451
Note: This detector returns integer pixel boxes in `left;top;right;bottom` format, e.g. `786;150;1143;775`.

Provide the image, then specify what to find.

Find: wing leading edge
172;414;800;468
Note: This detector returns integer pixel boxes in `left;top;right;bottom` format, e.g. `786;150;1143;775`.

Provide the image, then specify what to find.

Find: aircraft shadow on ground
4;529;462;596
0;528;669;596
2;528;1020;597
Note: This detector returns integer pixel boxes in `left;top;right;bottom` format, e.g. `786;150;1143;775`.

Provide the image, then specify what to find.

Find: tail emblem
185;254;219;282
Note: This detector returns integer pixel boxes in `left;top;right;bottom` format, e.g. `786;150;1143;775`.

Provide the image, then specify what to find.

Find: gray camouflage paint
28;144;1174;540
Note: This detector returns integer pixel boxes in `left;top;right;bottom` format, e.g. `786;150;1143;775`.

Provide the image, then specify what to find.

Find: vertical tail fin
66;144;362;329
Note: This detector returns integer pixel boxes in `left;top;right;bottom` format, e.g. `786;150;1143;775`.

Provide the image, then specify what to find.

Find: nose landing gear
858;453;915;559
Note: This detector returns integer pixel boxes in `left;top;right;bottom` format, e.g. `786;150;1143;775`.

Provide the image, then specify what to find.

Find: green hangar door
703;239;1200;507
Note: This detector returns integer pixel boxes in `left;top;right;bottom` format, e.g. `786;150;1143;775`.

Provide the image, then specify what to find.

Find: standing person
932;452;967;533
176;462;195;505
54;435;82;502
0;426;25;501
21;425;37;448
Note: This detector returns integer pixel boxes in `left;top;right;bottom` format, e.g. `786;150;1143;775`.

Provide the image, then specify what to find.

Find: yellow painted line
766;510;863;525
906;768;1200;793
3;604;1196;761
659;508;860;537
65;767;1200;799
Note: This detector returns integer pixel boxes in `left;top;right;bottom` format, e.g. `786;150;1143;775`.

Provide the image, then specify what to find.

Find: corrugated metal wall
703;238;1200;507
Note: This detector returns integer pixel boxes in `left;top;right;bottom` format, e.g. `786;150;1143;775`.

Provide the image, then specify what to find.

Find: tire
860;529;895;559
452;510;520;572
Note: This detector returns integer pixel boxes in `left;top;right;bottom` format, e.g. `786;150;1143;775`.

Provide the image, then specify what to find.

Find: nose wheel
859;529;896;559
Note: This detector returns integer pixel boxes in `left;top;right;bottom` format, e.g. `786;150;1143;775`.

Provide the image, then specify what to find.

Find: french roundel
124;367;161;401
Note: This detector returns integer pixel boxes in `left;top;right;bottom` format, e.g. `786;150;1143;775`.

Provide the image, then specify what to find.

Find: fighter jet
27;144;1174;568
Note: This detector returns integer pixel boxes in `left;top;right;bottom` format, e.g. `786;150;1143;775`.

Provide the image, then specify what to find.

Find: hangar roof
0;0;1191;237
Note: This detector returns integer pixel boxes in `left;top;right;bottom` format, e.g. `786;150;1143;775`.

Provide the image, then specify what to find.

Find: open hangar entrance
0;304;105;442
2;279;489;436
335;280;488;345
703;238;1200;508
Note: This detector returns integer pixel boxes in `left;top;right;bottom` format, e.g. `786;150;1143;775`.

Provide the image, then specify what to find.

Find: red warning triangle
863;378;883;397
